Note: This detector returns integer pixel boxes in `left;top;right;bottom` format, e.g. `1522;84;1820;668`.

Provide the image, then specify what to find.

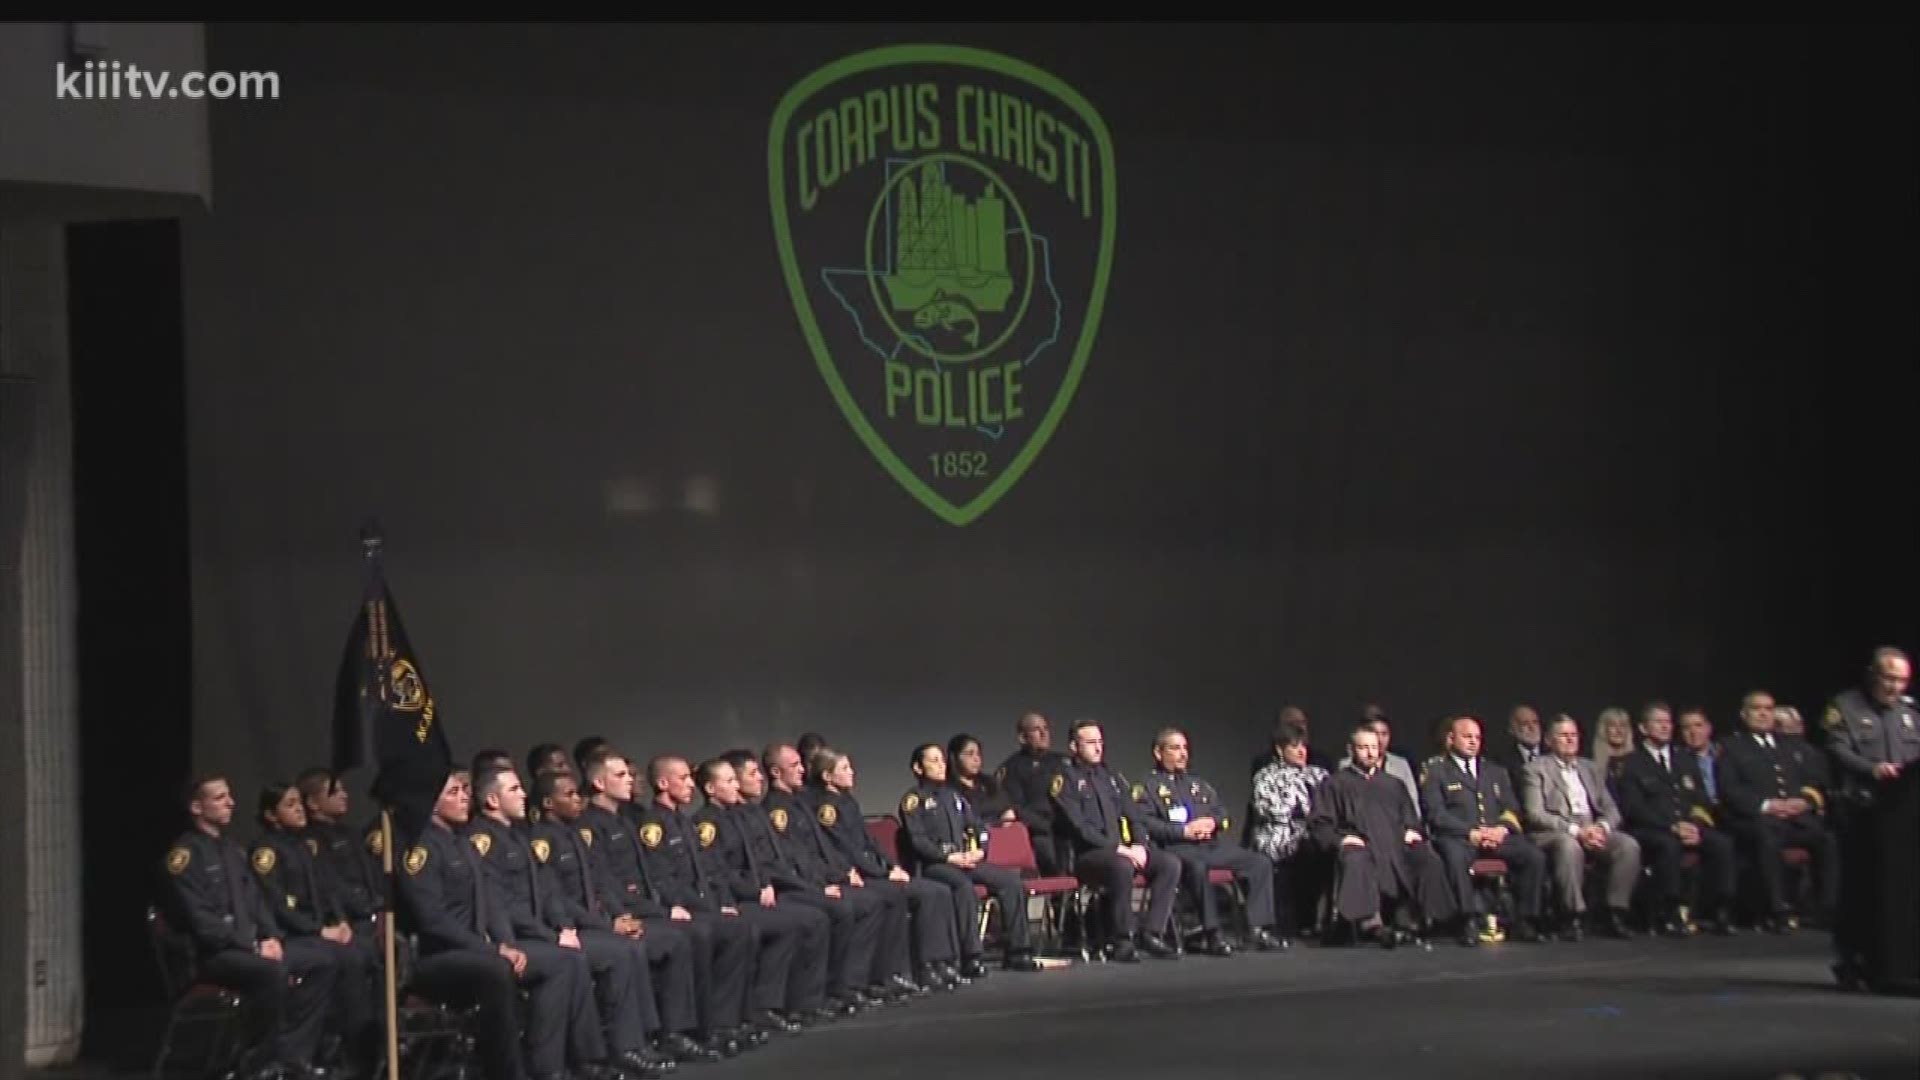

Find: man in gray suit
1520;717;1640;939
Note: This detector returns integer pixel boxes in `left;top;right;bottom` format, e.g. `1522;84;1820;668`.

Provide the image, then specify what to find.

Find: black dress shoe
1003;950;1043;972
1559;919;1584;943
1246;927;1287;951
888;973;928;997
1107;940;1140;962
1138;932;1179;958
960;957;990;979
760;1010;802;1035
657;1033;719;1065
1510;921;1543;943
618;1050;675;1078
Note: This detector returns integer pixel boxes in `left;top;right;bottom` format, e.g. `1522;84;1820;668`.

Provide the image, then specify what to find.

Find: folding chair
147;906;247;1080
984;822;1086;959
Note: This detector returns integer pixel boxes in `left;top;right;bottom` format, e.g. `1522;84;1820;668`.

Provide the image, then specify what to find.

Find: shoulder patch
530;837;551;864
639;822;665;848
166;846;191;875
1824;704;1844;731
770;807;789;832
1049;773;1065;798
405;846;428;875
697;820;718;848
578;827;594;848
251;846;277;874
470;832;493;857
817;803;839;827
901;793;920;814
366;830;385;857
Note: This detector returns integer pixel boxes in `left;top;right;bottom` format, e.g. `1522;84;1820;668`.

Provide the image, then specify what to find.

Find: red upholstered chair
147;906;247;1080
985;822;1086;958
864;815;904;866
1467;857;1513;940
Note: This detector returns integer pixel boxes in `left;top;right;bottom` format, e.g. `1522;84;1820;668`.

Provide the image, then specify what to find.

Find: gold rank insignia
1158;785;1171;800
470;832;493;857
251;847;276;874
901;793;920;814
1131;783;1145;801
304;837;319;856
1048;774;1065;798
286;894;297;910
166;847;190;875
639;822;664;848
770;807;789;832
367;831;385;857
1823;704;1844;730
531;838;551;863
697;821;718;848
817;803;839;827
578;827;594;847
405;846;427;875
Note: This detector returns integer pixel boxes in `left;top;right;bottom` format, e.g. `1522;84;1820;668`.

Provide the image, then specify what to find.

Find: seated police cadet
577;751;742;1062
691;757;837;1029
252;781;377;1075
1050;721;1182;961
631;755;773;1050
994;712;1073;874
807;748;966;991
528;769;693;1074
560;757;725;1060
1518;718;1640;940
1135;728;1286;955
1717;691;1839;932
164;775;340;1080
898;743;1043;973
394;769;541;1080
1419;715;1547;946
469;765;669;1080
1615;703;1736;936
294;768;385;949
1307;725;1456;948
757;743;908;1008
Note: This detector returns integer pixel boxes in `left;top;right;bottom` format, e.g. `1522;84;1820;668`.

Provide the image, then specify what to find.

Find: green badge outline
768;43;1117;526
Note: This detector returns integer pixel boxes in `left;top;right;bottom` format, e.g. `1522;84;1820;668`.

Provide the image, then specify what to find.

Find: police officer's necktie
565;827;599;915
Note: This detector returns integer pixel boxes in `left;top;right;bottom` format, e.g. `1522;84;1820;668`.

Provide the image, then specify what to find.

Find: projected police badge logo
770;45;1116;525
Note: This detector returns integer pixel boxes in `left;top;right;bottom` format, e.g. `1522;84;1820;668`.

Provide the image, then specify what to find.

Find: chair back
147;905;198;1000
863;816;903;866
985;821;1039;875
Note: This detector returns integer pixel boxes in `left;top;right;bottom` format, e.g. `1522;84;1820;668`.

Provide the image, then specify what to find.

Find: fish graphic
912;294;981;348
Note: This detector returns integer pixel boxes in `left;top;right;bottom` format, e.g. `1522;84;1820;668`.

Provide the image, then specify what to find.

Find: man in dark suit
1616;702;1737;936
1718;690;1840;931
1419;715;1546;946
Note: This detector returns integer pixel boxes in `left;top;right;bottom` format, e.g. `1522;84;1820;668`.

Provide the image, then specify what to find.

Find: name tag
1446;783;1463;792
1168;806;1189;824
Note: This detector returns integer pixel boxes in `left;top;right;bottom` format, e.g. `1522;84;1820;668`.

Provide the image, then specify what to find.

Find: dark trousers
894;876;959;967
1729;813;1840;915
1074;846;1180;942
199;943;338;1067
965;862;1033;955
631;919;699;1035
674;912;756;1033
1166;842;1276;931
782;887;882;997
575;929;652;1053
1631;825;1736;911
1434;835;1545;920
516;940;601;1073
733;902;827;1013
409;949;525;1080
289;935;374;1063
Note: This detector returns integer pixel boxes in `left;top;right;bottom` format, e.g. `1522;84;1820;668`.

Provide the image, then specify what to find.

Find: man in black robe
1307;725;1455;947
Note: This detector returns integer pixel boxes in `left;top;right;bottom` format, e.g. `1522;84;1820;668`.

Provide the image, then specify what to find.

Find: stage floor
49;931;1920;1080
717;932;1918;1080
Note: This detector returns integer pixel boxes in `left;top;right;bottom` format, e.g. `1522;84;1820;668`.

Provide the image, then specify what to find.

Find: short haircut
182;773;225;807
531;768;573;807
647;754;685;788
473;765;516;805
1639;701;1672;725
1153;727;1186;750
762;743;798;774
472;749;513;776
695;758;730;791
720;748;757;775
573;736;611;770
1069;719;1101;741
294;767;338;804
526;743;568;778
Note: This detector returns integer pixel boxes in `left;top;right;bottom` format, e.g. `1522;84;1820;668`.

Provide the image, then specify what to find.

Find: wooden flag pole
382;809;399;1080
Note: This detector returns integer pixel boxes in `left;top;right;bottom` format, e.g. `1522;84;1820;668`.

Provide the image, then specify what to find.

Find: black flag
332;526;452;845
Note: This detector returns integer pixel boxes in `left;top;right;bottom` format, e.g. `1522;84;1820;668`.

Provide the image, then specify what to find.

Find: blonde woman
1590;707;1636;784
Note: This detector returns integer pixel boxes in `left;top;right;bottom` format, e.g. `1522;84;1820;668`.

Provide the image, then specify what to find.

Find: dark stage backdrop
181;24;1914;826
